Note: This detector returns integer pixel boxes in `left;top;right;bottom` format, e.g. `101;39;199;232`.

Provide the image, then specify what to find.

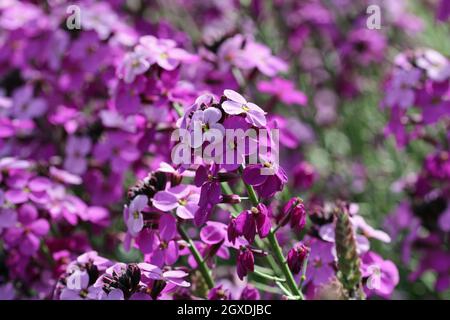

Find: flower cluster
0;0;446;301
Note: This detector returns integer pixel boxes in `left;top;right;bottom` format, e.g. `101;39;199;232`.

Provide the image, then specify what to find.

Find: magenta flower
222;90;267;127
361;252;399;299
45;185;87;225
64;136;91;175
305;239;335;287
3;204;49;256
0;208;16;233
277;197;307;231
237;246;255;280
257;78;307;106
0;283;15;300
194;165;221;226
153;185;199;219
93;132;140;173
240;41;288;77
139;263;190;288
233;204;271;244
137;35;195;71
60;270;101;300
118;51;150;84
124;195;148;237
437;0;450;21
4;174;50;205
200;221;228;245
49;167;82;185
293;161;317;190
10;85;47;119
145;214;180;267
240;285;260;300
190;108;225;148
242;161;288;199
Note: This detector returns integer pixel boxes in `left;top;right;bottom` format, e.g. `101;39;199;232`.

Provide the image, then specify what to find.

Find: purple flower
118;51;150;84
278;197;307;231
10;86;47;119
0;283;15;300
124;195;147;237
257;78;307;106
239;41;288;77
287;243;310;275
222;90;267;127
234;204;271;244
242;161;287;199
4;204;49;256
361;251;399;299
240;285;260;300
194;165;221;226
208;285;231;300
145;214;180;267
64;136;91;175
190;108;225;148
200;221;228;245
437;0;450;21
93;132;140;173
45;185;87;225
0;208;17;233
139;263;190;288
100;288;125;300
153;185;199;219
137;35;196;71
305;239;335;287
49;167;82;185
60;270;102;300
237;246;255;280
416;49;450;81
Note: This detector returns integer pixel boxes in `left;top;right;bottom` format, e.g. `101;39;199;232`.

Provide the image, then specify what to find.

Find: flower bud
290;199;306;231
227;217;239;244
237;246;254;280
287;243;309;275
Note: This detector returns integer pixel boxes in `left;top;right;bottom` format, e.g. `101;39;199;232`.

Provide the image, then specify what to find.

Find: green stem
266;231;302;298
243;179;303;298
299;254;309;289
178;225;215;290
221;182;282;275
253;269;286;282
172;102;184;117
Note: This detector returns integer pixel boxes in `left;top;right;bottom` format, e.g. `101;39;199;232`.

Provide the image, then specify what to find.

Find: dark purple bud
227;217;239;244
235;210;256;243
287;243;310;275
237;246;255;280
290;199;307;231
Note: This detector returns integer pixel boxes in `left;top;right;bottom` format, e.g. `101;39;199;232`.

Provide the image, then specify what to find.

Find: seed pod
334;204;365;299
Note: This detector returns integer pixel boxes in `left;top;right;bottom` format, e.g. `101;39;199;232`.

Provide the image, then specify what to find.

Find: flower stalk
243;178;303;299
177;224;215;290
